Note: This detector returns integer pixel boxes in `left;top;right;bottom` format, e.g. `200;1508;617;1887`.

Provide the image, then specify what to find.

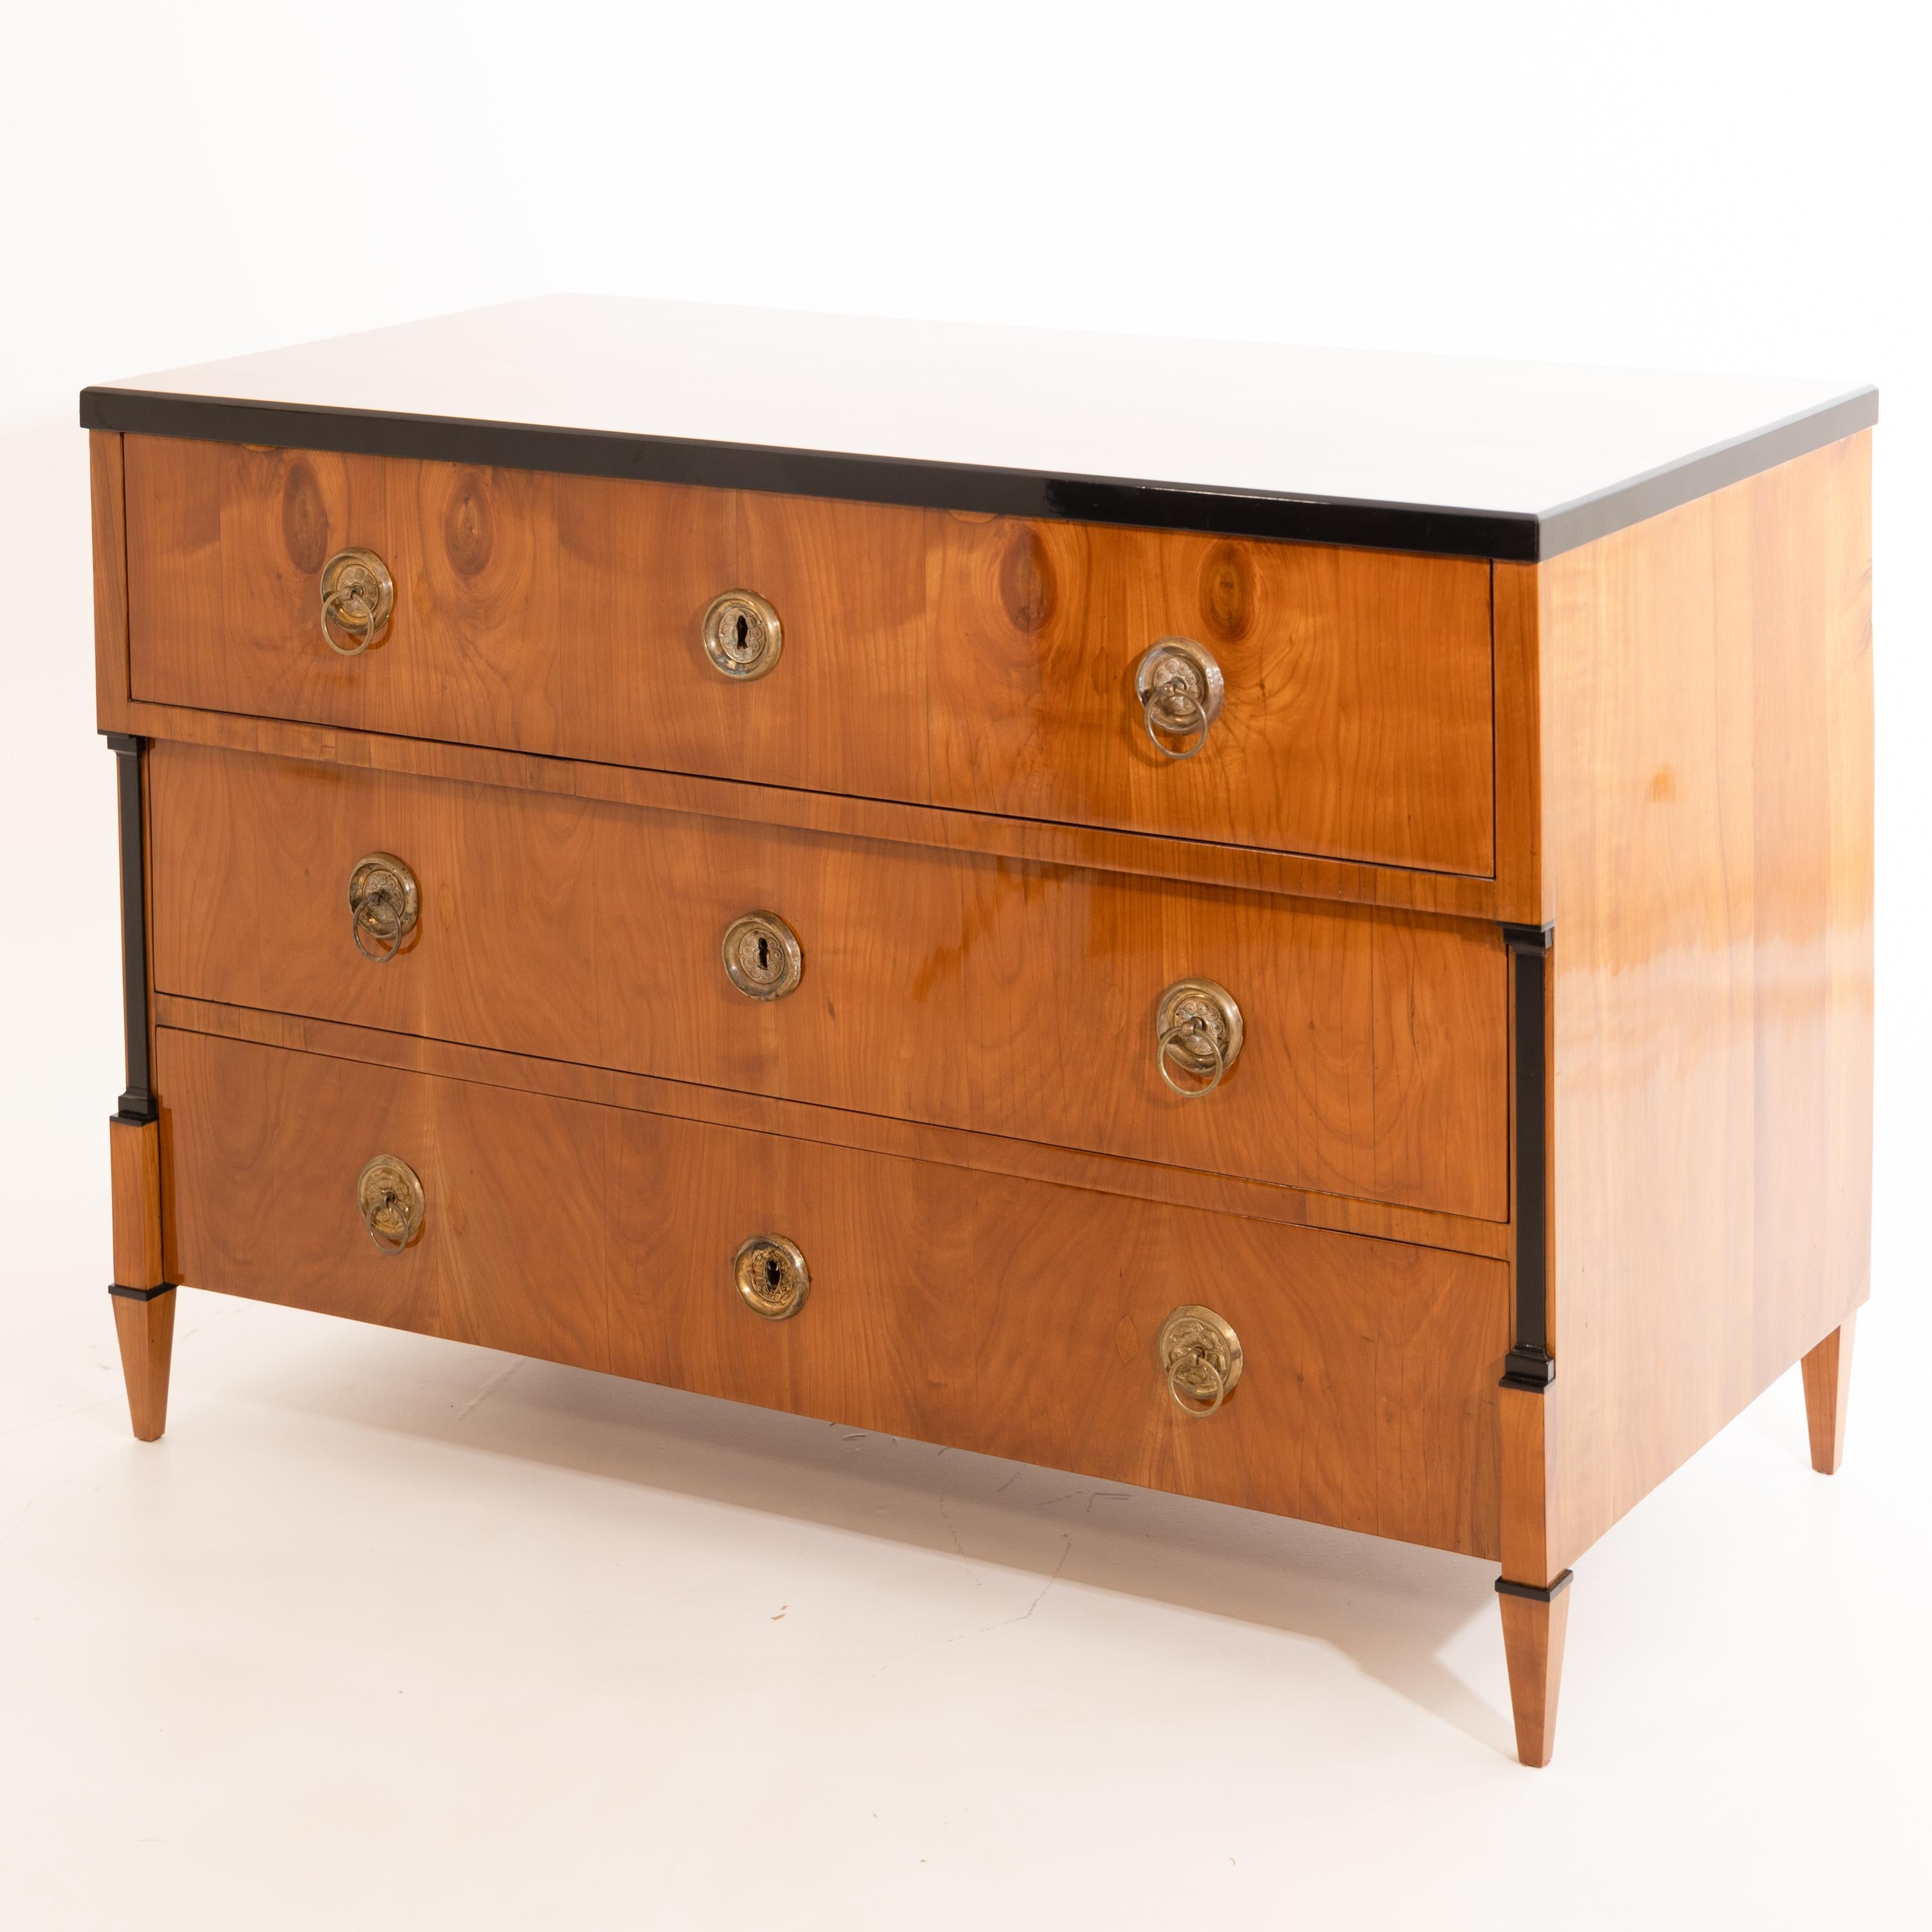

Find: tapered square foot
1497;1571;1572;1767
110;1285;176;1441
1801;1314;1855;1475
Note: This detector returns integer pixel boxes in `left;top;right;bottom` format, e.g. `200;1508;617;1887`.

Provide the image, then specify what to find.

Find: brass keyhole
721;911;804;1000
701;589;784;681
734;1233;810;1320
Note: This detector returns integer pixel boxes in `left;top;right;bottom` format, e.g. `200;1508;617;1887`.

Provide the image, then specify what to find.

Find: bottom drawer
156;1027;1507;1557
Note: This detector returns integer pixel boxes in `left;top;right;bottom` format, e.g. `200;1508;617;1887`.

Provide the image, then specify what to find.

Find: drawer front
149;743;1509;1218
124;437;1495;874
158;1027;1506;1556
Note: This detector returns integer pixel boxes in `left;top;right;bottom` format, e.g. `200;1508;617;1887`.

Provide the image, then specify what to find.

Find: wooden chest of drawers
84;298;1876;1765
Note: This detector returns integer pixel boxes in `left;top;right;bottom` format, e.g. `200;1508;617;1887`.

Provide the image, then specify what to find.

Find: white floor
3;1262;1925;1930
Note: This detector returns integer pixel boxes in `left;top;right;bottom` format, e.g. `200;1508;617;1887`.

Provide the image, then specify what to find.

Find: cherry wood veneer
122;437;1496;875
86;309;1877;1771
158;1026;1508;1556
146;741;1510;1218
153;992;1513;1260
1506;433;1874;1575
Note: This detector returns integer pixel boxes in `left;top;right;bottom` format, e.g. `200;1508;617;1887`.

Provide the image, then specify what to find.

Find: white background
3;5;1926;1927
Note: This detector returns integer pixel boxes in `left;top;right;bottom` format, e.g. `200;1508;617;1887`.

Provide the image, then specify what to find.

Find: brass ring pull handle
319;549;395;656
721;911;804;1000
1155;977;1244;1099
1156;1305;1243;1418
734;1233;810;1320
357;1153;424;1256
347;852;420;964
1134;638;1225;762
701;589;785;681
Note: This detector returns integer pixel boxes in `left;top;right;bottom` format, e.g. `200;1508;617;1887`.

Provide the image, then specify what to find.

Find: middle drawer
148;741;1508;1218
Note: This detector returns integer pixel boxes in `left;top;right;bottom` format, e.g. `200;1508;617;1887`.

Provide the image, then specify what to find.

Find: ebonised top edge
79;381;1877;564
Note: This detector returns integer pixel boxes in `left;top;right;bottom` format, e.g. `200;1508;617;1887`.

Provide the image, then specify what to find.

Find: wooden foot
1497;1571;1571;1767
110;1287;176;1441
1800;1312;1856;1474
109;1113;173;1440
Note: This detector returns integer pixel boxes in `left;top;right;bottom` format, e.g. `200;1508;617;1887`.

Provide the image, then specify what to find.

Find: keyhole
764;1255;783;1291
756;934;770;974
734;613;750;654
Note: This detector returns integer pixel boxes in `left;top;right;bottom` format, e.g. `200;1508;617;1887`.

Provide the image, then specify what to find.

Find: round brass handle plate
1155;976;1244;1098
357;1153;424;1255
734;1233;810;1320
320;548;395;656
1134;637;1225;761
701;589;784;680
721;911;804;1000
1156;1304;1243;1417
347;852;421;963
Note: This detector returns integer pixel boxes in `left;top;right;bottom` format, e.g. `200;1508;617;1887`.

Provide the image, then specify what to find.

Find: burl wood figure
87;300;1873;1765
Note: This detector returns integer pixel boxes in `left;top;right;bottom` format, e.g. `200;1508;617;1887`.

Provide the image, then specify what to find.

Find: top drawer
124;437;1496;875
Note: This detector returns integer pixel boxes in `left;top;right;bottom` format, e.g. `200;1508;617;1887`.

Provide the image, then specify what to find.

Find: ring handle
346;853;419;965
320;548;395;656
1134;638;1225;762
1153;978;1244;1101
1166;1349;1227;1417
1158;1019;1227;1098
1155;1305;1243;1419
357;1154;424;1256
1141;679;1210;761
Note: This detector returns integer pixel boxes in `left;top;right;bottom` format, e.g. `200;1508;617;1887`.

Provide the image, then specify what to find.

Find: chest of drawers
84;299;1875;1765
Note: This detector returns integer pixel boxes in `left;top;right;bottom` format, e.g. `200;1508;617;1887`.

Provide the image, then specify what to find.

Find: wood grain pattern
927;513;1493;871
1533;433;1873;1571
1498;1386;1557;1588
120;694;1506;920
1490;558;1546;924
158;1026;1509;1556
111;1290;175;1442
122;437;1495;874
157;1028;615;1370
155;993;1513;1260
108;1115;165;1289
147;742;1509;1217
91;431;131;733
1801;1314;1855;1475
1499;1585;1569;1768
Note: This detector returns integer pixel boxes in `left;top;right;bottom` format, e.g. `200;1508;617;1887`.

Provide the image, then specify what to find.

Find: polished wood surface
148;742;1510;1217
1499;1585;1569;1769
119;694;1506;919
1522;432;1873;1571
924;512;1493;871
158;1026;1509;1555
155;994;1513;1260
91;431;131;733
111;1289;176;1443
123;437;1496;873
1490;557;1547;925
108;1115;165;1289
1498;1385;1558;1590
1801;1315;1855;1475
